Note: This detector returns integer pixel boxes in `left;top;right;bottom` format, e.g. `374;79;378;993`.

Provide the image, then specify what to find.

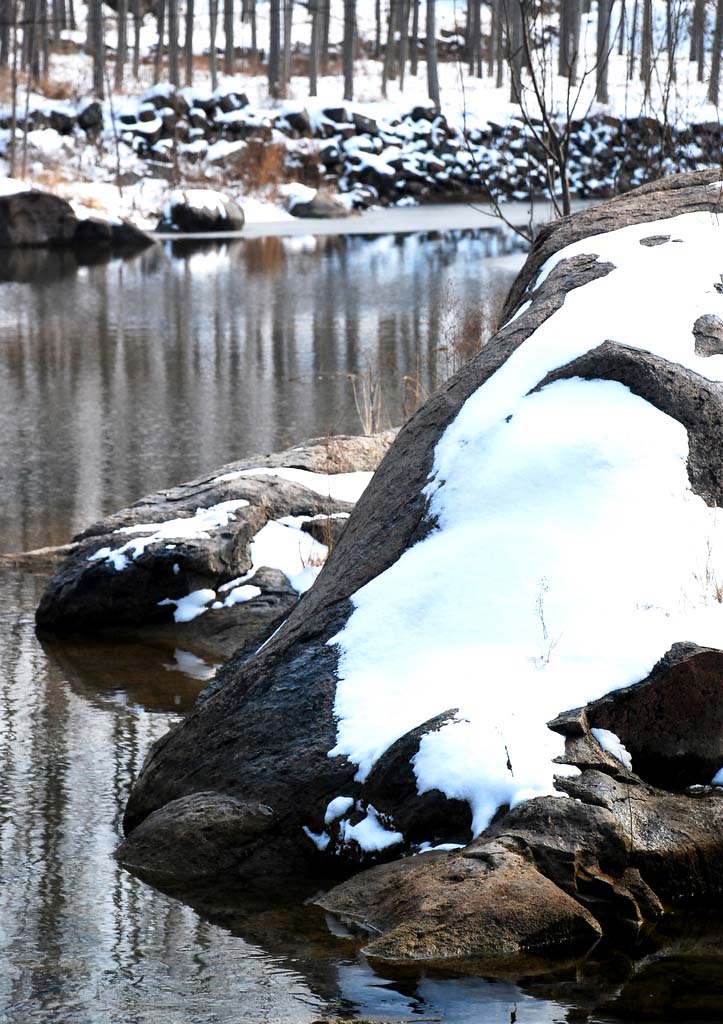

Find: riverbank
3;73;723;235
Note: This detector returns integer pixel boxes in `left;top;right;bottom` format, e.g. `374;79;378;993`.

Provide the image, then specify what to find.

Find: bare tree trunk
282;0;292;91
468;0;481;75
691;0;705;80
184;0;194;84
224;0;234;73
398;0;409;90
382;0;397;95
8;0;17;176
558;0;569;75
132;0;141;78
115;0;127;88
374;0;382;56
40;0;49;76
343;0;355;99
596;0;611;102
320;0;330;70
495;0;504;87
569;0;580;83
426;0;439;110
168;0;179;83
268;0;281;97
641;0;652;97
309;0;319;94
709;0;723;104
91;0;105;96
410;0;419;72
487;0;496;76
666;0;677;81
209;0;219;88
507;0;523;103
0;0;9;67
153;0;165;83
247;0;256;55
627;0;638;78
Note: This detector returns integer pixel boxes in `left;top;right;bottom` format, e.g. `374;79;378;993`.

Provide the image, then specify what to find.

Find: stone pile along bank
3;81;723;208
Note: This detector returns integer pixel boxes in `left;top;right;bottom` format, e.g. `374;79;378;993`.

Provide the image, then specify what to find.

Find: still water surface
1;230;721;1023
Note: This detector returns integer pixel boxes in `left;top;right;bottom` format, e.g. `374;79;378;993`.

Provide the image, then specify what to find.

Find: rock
550;643;723;789
73;216;155;252
501;169;723;321
316;843;603;963
116;792;277;879
289;192;350;219
693;313;723;356
157;188;245;232
0;190;78;247
77;100;103;136
119;175;723;963
36;433;393;645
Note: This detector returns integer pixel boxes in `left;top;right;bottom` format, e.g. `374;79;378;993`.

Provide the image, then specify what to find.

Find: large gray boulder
36;433;393;656
118;173;723;963
0;190;78;247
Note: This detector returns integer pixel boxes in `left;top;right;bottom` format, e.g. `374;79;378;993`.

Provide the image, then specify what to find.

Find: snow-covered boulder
119;173;723;961
157;188;245;233
36;434;393;656
280;182;350;219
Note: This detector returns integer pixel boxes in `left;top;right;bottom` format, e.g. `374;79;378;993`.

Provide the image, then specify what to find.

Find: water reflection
0;230;524;552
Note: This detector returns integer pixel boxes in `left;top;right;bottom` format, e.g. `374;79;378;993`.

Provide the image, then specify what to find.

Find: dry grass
235;139;287;193
36;76;76;101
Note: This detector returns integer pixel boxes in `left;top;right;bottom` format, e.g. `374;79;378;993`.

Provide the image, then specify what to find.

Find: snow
0;177;31;196
249;518;328;593
302;826;331;851
159;588;217;623
337;805;403;852
327;210;723;838
324;796;355;824
712;768;723;787
165;188;229;218
215;466;373;503
591;728;633;771
216;584;262;607
240;197;295;224
88;499;249;569
279;181;317;211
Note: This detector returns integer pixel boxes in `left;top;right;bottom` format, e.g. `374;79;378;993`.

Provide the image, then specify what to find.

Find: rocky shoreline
31;170;723;971
4;80;723;218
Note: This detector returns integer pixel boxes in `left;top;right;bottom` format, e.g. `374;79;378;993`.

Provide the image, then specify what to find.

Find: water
1;226;721;1024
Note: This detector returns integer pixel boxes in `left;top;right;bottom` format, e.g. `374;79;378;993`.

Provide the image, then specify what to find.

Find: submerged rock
118;173;723;963
36;433;393;656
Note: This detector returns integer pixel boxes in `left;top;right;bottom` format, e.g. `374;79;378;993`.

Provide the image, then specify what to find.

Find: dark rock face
0;189;155;252
0;191;78;247
73;216;154;252
157;189;245;232
117;175;723;963
36;433;393;653
116;793;276;879
552;643;723;789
